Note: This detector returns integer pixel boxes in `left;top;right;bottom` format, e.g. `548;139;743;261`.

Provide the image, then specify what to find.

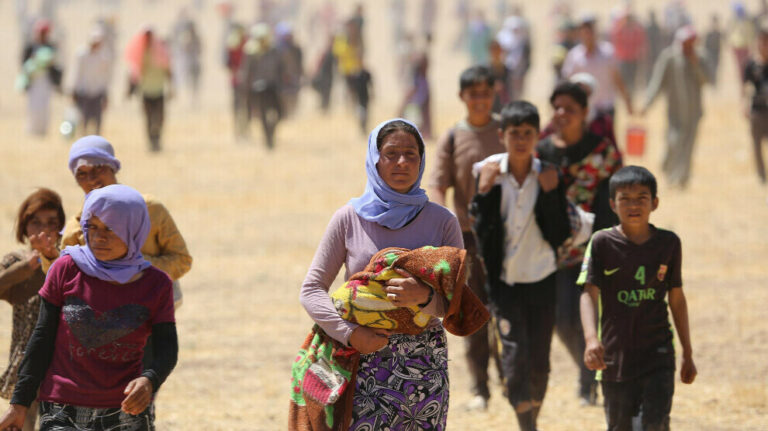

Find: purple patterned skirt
350;325;449;431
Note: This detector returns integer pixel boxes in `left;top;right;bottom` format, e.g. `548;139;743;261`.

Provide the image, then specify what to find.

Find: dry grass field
0;0;766;430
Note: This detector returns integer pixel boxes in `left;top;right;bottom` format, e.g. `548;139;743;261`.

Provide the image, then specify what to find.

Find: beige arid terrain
0;0;766;429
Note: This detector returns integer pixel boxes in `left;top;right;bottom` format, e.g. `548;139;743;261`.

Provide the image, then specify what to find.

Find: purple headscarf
67;135;121;175
61;184;151;283
348;118;428;229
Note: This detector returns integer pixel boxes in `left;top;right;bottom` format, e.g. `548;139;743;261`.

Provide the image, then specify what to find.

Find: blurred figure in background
663;0;693;45
422;0;438;41
171;10;203;106
552;19;578;82
742;23;768;184
71;26;113;136
453;0;470;51
275;22;303;118
226;22;249;139
642;26;709;189
729;1;755;79
310;35;335;114
610;6;647;95
497;14;531;102
126;26;173;152
243;23;283;149
400;49;432;140
645;10;664;84
17;18;63;137
705;14;723;86
489;40;510;114
467;10;493;67
562;14;634;121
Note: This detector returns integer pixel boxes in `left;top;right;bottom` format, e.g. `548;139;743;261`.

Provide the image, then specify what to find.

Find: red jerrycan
625;125;646;157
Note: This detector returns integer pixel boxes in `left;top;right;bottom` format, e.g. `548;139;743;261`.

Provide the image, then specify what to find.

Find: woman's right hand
0;404;28;430
348;327;391;354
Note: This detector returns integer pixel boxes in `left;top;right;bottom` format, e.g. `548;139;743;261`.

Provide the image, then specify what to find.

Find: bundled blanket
289;246;489;431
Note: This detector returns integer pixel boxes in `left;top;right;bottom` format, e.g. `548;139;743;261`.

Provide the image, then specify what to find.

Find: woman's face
376;130;421;194
552;94;587;136
85;216;128;261
25;209;60;239
74;165;118;194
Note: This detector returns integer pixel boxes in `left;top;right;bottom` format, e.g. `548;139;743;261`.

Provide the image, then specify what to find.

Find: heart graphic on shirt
62;297;150;349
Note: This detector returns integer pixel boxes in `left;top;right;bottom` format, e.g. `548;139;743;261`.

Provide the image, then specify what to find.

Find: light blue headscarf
61;184;151;283
67;135;121;175
349;118;428;229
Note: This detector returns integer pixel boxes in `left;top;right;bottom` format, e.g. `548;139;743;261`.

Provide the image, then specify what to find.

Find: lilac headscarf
349;118;428;229
67;135;121;175
61;184;151;283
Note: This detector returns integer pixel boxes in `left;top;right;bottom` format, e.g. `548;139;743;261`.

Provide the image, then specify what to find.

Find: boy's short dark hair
499;100;540;132
549;81;588;109
609;166;658;200
459;65;495;92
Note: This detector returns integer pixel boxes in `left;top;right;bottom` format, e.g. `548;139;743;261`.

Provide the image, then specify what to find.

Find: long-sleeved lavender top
300;203;464;345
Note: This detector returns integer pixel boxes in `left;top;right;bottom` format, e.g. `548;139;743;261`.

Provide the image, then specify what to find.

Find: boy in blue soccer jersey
578;166;696;431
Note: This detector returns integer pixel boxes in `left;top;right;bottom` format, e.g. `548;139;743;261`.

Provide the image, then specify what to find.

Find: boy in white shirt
471;101;592;430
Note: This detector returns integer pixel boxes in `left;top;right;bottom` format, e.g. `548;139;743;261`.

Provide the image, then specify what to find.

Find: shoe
579;384;598;407
465;395;488;411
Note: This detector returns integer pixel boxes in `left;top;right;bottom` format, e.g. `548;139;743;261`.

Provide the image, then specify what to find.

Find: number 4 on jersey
634;266;646;285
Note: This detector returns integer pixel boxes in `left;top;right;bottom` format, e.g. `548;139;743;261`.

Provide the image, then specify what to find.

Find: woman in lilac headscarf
300;119;463;430
0;185;177;431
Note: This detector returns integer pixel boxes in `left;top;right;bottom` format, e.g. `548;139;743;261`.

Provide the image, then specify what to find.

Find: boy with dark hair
429;64;505;411
578;165;697;431
471;101;589;430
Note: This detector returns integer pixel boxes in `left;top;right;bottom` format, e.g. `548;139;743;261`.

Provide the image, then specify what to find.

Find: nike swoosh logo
604;268;620;276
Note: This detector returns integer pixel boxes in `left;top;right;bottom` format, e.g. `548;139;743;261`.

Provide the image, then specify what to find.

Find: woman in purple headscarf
300;119;463;430
0;185;177;431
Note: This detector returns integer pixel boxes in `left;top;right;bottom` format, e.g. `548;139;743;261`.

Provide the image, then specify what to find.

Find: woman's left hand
385;268;432;308
121;376;153;416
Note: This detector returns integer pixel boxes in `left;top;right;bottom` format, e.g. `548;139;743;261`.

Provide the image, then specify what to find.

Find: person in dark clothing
472;101;591;430
311;35;335;113
536;82;623;406
705;14;722;85
579;166;696;431
743;24;768;183
243;23;283;149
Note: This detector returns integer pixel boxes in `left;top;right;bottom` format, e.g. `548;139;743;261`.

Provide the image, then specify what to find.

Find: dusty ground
0;0;766;430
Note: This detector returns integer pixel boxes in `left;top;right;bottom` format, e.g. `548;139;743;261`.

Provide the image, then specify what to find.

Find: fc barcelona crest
657;264;668;281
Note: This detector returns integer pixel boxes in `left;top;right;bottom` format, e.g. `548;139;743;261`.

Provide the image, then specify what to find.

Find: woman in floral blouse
536;81;622;406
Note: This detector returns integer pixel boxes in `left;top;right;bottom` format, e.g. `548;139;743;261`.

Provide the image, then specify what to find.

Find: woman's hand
0;404;28;430
28;232;59;260
121;376;153;415
384;268;432;308
537;166;559;192
349;327;391;354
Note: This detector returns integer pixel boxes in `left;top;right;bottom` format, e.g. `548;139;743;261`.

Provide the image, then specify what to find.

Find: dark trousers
462;232;497;399
750;110;768;183
73;92;105;135
493;273;556;408
249;87;281;149
602;368;674;431
554;266;596;398
142;95;164;151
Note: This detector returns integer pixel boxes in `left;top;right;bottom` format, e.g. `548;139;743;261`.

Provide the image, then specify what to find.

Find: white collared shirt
473;153;557;285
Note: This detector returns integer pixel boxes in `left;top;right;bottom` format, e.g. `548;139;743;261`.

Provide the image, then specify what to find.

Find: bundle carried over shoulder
289;246;489;431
